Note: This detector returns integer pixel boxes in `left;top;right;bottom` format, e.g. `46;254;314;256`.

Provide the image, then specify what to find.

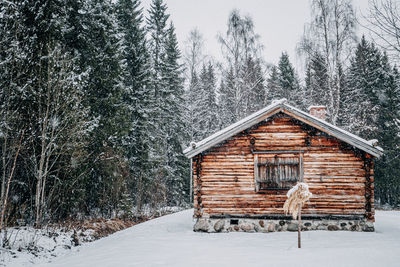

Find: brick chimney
308;106;327;120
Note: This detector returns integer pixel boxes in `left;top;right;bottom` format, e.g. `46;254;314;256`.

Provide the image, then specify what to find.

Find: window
254;153;302;191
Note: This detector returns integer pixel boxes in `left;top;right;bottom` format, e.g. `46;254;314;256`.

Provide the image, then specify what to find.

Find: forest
0;0;399;233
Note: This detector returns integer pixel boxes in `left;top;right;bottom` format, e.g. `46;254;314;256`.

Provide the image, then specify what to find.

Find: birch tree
298;0;356;123
31;43;90;226
183;29;206;142
218;10;266;126
364;0;400;62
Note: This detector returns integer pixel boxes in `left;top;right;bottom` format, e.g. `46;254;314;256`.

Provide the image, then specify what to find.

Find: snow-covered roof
183;99;383;158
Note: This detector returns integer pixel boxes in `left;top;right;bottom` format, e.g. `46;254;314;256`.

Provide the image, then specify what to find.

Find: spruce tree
266;66;280;102
196;62;219;140
66;0;130;216
340;36;400;207
146;0;169;208
185;71;201;141
147;0;188;207
203;63;220;136
340;37;381;137
115;0;152;211
218;68;237;127
375;60;400;207
163;22;188;205
243;57;267;114
276;52;302;107
304;52;330;109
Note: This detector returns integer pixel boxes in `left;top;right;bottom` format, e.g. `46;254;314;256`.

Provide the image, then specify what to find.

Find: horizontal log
209;213;366;220
201;203;366;210
203;208;365;215
201;194;365;200
200;188;365;196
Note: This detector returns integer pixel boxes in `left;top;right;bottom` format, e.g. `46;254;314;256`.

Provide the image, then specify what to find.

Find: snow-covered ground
8;209;400;267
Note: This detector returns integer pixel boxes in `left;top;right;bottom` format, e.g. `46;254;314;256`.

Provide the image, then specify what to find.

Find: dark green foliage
266;66;279;101
190;62;219;141
339;36;400;207
304;52;330;109
267;53;303;108
374;63;400;207
115;0;152;212
277;52;301;103
1;0;400;227
340;37;382;137
0;0;190;227
146;0;188;207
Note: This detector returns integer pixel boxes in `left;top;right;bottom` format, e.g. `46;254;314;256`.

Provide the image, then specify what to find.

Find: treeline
0;0;188;229
1;0;400;230
185;1;400;207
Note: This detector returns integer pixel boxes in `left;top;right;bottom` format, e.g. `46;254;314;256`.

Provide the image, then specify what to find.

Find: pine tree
195;62;219;140
243;57;267;114
266;66;280;102
147;0;188;207
115;0;152;212
340;37;382;137
218;68;237;127
374;59;400;207
305;52;330;110
163;22;188;205
65;0;130;216
276;52;302;107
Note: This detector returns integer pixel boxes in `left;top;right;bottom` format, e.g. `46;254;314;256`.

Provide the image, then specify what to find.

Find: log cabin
183;99;383;232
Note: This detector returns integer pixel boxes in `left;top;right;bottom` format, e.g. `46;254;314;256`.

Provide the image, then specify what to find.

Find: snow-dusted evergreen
115;0;152;212
0;0;192;231
1;1;400;257
304;52;330;109
146;0;188;207
340;36;382;137
187;62;220;141
374;56;400;206
269;52;303;108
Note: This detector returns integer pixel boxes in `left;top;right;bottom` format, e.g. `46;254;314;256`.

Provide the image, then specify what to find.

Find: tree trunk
0;130;23;232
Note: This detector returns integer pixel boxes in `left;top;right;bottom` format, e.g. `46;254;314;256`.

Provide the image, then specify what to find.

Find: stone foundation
193;218;374;233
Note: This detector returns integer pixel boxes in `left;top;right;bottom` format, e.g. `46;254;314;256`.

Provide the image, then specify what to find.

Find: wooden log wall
193;113;375;221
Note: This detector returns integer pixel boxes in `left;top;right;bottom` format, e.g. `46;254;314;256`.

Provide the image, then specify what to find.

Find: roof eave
183;101;286;158
282;105;383;158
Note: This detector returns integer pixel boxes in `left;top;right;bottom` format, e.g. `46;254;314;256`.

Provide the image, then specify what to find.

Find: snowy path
43;210;400;267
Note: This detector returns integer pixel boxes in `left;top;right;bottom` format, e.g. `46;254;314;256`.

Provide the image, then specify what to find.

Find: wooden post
298;204;302;248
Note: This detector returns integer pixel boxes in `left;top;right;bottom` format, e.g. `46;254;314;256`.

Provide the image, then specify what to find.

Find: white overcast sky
141;0;371;71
